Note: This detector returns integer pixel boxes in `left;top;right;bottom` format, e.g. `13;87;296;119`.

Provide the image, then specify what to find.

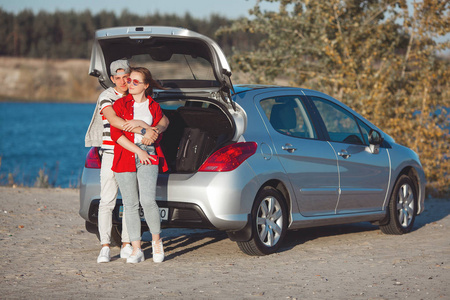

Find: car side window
260;96;317;139
311;97;364;145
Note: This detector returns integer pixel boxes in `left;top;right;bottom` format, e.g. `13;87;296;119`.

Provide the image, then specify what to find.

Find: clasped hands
122;120;159;145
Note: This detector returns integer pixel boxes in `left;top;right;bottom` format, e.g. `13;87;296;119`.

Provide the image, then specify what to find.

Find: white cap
110;59;130;75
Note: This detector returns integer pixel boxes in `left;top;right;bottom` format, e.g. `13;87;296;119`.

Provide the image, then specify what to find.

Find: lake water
0;102;95;188
1;102;448;188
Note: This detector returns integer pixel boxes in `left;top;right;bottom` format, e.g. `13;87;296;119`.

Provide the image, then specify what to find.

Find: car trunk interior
159;99;235;173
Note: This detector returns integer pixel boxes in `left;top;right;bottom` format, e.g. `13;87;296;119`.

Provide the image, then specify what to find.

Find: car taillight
85;147;101;169
198;142;257;172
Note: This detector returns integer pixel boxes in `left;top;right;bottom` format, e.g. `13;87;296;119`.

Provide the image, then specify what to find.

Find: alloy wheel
256;196;284;247
397;183;415;228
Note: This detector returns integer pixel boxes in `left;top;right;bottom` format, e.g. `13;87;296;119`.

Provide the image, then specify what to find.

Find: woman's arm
110;100;156;165
116;136;157;165
103;106;150;133
122;119;151;131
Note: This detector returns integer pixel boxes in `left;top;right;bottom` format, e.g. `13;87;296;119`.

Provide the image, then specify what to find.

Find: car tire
237;187;288;256
380;175;417;235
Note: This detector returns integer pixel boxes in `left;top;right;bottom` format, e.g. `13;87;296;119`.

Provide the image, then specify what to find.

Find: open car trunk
89;26;233;96
88;26;238;173
158;98;235;173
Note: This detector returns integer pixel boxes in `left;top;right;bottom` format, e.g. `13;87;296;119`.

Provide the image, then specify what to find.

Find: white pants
98;152;130;245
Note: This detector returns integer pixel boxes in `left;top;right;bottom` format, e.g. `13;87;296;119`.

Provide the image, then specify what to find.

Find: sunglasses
126;78;145;86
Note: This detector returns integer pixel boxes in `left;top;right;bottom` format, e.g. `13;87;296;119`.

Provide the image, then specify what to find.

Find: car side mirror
368;129;383;154
368;130;383;145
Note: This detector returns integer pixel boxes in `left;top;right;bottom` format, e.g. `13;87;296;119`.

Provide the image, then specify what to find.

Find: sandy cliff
0;57;100;102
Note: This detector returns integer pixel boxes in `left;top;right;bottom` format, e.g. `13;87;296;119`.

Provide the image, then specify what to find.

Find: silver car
80;26;426;256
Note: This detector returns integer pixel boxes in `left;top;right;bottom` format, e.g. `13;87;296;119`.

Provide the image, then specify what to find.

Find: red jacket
110;93;168;173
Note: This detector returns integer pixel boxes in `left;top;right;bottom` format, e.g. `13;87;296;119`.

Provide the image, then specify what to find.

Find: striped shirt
98;87;124;153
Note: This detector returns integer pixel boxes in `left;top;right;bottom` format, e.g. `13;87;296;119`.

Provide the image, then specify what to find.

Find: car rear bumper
79;163;259;231
84;197;218;229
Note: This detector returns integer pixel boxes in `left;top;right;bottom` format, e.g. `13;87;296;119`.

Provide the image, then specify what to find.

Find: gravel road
1;187;449;299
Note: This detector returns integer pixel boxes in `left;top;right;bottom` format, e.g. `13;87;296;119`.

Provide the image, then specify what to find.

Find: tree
0;9;238;58
14;9;35;56
0;10;15;56
218;0;449;195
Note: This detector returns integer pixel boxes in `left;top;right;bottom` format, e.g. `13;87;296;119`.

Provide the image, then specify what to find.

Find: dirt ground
0;186;449;299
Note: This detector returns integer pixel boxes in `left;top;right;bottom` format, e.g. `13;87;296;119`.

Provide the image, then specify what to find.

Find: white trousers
98;152;130;245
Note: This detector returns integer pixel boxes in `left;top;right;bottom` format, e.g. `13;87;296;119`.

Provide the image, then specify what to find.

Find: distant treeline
0;8;256;59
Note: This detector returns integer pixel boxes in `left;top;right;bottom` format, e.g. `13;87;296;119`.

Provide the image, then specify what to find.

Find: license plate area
119;206;169;221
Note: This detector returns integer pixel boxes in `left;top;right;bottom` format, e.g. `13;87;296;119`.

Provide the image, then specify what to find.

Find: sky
0;0;277;19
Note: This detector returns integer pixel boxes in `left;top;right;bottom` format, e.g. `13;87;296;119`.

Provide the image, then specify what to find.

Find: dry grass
0;57;100;103
0;57;292;103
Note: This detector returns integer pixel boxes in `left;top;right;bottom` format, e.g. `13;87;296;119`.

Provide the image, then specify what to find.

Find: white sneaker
152;239;164;263
97;246;111;263
126;248;145;264
120;244;133;259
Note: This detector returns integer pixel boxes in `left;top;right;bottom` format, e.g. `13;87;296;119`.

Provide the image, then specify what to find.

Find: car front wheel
380;175;417;235
237;187;288;256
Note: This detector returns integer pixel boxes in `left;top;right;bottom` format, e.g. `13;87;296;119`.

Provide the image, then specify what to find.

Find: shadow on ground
138;198;449;257
142;229;228;260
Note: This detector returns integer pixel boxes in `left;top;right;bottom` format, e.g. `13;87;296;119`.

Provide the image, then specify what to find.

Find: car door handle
338;150;351;159
282;144;297;153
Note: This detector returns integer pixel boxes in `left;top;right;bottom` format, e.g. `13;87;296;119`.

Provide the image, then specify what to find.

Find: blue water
0;102;95;187
1;102;448;188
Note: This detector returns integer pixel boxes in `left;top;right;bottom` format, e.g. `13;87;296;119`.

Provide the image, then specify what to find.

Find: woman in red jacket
111;67;169;264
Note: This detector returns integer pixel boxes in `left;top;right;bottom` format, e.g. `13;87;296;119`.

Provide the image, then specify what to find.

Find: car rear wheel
380;175;417;234
237;187;288;256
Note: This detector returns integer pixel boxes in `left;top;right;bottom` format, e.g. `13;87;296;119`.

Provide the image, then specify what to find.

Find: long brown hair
130;67;164;97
